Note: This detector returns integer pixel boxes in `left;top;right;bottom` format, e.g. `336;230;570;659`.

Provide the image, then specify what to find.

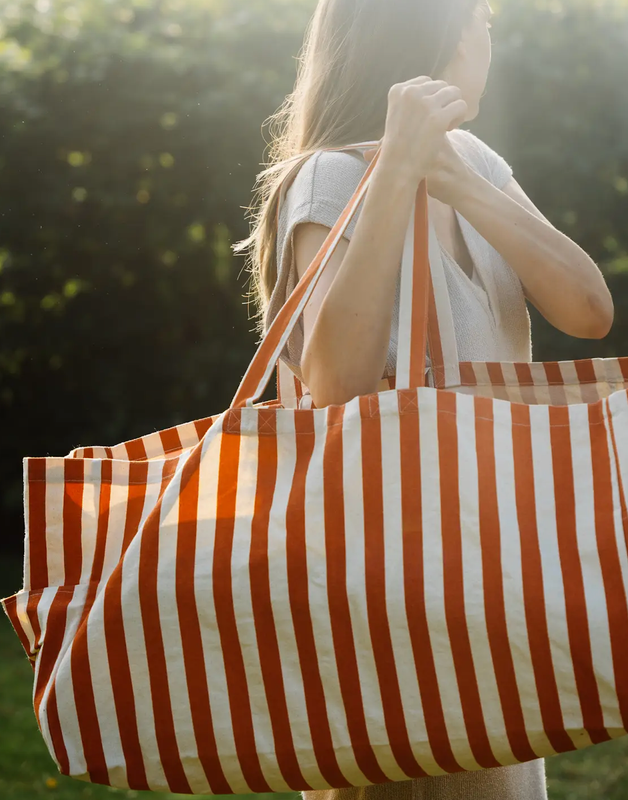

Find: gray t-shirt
266;127;532;382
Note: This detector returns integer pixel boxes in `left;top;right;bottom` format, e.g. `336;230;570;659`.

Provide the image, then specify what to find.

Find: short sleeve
264;149;369;379
457;128;514;189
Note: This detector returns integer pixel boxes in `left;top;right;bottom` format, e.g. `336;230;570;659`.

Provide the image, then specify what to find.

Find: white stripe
32;588;63;767
341;396;392;778
419;387;479;770
603;394;628;727
78;463;100;586
570;401;621;731
492;400;552;757
86;595;128;788
101;465;132;583
455;392;511;763
378;390;443;775
394;196;416;391
304;407;368;785
278;359;299;409
48;586;91;777
13;590;38;656
231;407;289;790
267;410;328;789
529;405;587;743
499;364;526;404
427;223;461;388
45;466;66;587
112;456;182;791
156;465;210;793
193;419;251;793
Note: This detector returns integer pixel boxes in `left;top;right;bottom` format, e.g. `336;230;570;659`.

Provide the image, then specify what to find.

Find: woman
234;0;613;797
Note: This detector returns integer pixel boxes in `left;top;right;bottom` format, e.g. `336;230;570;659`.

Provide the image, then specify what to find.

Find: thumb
363;147;378;163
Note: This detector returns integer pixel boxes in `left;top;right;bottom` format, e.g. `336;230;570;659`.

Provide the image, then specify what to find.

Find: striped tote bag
3;141;628;795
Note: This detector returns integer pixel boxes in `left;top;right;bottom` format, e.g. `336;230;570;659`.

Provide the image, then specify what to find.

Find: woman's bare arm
291;77;469;408
453;172;614;338
295;157;417;408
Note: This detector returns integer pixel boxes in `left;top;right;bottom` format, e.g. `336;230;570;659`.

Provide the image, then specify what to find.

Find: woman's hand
363;76;469;190
364;130;475;207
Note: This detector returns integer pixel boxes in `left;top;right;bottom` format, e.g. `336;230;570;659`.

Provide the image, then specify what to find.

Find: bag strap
231;141;461;409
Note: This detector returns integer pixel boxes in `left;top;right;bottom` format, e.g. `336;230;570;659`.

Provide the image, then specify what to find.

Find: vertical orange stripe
122;462;151;553
409;183;430;389
103;562;149;789
618;358;628;381
27;592;43;657
70;459;112;784
125;438;148;461
33;589;73;720
2;594;34;659
359;395;429;777
590;400;628;725
286;409;349;787
90;460;113;584
398;390;461;773
249;409;311;790
514;363;534;386
324;405;397;783
159;428;182;457
459;363;477;387
138;459;192;792
574;360;597;384
486;363;506;387
549;404;606;742
474;395;537;761
437;391;500;768
102;459;150;789
46;683;70;776
607;396;628;555
63;460;84;586
510;403;575;752
426;283;446;389
28;459;48;591
194;417;215;441
33;590;74;772
543;363;563;385
175;441;231;794
213;413;272;792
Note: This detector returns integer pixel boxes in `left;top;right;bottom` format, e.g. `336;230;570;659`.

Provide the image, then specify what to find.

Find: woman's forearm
301;157;419;407
453;171;614;338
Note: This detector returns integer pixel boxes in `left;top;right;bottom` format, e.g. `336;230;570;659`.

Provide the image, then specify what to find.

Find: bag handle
230;141;461;409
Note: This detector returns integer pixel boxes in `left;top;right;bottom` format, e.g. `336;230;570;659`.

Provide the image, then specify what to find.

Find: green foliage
0;0;313;550
478;0;628;358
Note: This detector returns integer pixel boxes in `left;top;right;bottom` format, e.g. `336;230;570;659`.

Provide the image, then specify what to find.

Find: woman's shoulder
282;148;369;214
278;147;370;243
448;127;514;189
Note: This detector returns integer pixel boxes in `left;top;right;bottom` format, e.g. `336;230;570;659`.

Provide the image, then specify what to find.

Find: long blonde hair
232;0;479;337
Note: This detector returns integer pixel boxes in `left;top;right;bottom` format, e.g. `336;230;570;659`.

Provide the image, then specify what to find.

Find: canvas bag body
4;141;628;794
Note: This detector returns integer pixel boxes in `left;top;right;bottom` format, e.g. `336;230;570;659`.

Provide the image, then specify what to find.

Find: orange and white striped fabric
4;140;628;794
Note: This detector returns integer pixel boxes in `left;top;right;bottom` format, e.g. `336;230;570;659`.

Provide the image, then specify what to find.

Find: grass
3;555;628;799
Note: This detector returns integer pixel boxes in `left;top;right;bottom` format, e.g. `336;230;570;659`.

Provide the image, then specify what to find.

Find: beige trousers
302;760;548;800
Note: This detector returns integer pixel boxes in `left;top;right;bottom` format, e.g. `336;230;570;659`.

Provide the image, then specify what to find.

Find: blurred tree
0;0;313;552
476;0;628;359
